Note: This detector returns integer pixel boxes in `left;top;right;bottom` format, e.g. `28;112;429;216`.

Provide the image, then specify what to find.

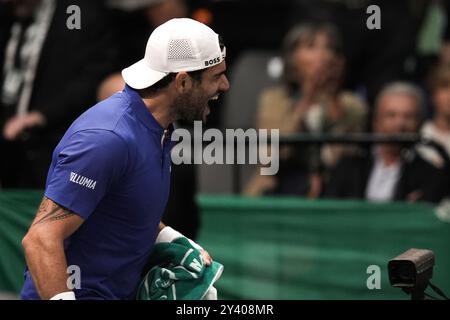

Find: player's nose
220;74;230;92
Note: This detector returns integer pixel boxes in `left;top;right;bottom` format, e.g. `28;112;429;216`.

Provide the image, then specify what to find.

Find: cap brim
121;59;168;90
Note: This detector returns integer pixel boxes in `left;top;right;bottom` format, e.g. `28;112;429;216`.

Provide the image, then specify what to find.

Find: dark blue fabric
21;85;175;300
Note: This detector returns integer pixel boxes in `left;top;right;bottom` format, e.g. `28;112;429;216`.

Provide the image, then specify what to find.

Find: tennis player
20;18;229;300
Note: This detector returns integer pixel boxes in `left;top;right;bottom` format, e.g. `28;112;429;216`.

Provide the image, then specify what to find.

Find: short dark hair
136;69;207;98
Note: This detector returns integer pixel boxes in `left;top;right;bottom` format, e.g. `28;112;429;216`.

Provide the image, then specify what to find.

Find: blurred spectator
244;23;367;197
418;64;450;168
287;0;428;108
326;82;448;203
210;0;290;67
439;1;450;65
0;0;117;188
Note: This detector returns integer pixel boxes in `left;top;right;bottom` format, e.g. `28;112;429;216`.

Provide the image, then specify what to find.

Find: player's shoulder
71;92;130;133
60;128;128;157
60;93;132;150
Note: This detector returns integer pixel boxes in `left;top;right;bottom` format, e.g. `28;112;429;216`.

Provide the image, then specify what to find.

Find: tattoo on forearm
32;201;75;225
36;197;53;217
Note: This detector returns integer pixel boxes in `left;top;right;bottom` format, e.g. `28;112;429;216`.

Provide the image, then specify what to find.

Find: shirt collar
372;146;402;169
123;84;174;136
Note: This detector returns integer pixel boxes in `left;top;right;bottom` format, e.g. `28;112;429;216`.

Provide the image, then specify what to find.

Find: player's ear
174;72;192;93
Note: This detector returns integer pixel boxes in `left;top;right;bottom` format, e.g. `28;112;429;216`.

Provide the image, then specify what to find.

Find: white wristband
156;226;202;250
50;291;76;300
156;226;183;243
187;238;203;251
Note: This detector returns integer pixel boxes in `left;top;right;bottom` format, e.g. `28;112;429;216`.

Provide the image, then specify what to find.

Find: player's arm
22;196;84;300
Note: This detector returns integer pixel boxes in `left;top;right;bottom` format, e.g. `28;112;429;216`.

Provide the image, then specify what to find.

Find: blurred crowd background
1;0;450;240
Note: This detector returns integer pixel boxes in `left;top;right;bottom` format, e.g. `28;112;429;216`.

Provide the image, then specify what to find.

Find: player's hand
200;248;212;266
156;225;213;267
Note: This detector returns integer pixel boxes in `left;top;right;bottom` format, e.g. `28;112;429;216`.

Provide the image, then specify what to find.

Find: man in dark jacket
0;0;117;188
326;82;449;203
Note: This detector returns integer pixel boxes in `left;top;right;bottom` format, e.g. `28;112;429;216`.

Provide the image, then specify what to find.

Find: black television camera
388;248;448;300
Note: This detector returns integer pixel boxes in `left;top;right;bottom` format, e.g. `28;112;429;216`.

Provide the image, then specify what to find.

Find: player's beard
171;89;209;123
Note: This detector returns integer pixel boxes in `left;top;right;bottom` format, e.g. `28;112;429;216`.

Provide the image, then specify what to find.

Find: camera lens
396;264;414;282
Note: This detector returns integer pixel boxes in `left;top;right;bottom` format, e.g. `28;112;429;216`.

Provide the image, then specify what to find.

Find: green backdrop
1;190;449;299
197;196;450;299
0;190;42;295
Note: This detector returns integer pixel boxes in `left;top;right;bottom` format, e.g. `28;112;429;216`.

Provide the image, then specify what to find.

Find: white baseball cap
122;18;226;89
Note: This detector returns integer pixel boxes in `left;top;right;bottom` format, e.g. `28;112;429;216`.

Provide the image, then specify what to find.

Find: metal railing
231;133;448;194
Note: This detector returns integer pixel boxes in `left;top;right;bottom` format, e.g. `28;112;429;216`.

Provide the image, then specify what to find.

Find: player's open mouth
208;94;219;104
207;93;220;109
205;95;219;119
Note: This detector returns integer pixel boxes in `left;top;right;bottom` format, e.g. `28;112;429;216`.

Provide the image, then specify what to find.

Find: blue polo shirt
21;85;175;300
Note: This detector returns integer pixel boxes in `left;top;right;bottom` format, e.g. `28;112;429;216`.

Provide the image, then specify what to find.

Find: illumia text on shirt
171;121;279;176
